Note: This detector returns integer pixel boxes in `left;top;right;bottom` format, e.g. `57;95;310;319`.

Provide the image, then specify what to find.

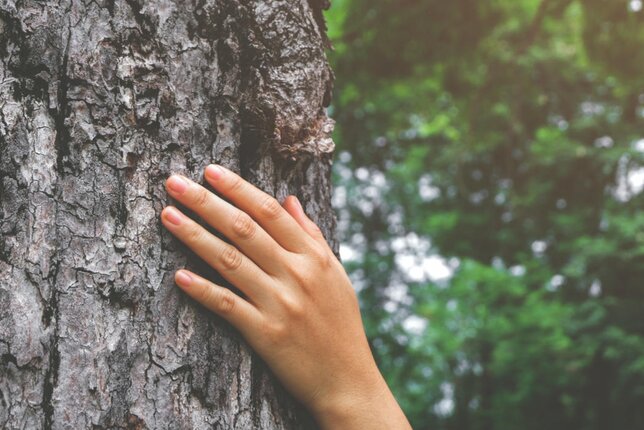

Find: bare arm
160;165;411;429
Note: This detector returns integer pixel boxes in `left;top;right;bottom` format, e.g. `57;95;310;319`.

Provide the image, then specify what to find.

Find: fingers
175;269;263;335
203;165;315;253
161;206;275;304
165;174;287;274
282;196;330;250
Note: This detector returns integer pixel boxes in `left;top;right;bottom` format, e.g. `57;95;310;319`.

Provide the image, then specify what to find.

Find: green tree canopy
327;0;644;428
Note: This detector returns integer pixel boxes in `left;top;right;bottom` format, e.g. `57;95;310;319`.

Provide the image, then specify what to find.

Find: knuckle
285;261;313;290
232;212;256;240
198;284;212;303
264;321;287;344
220;245;243;271
194;188;210;209
310;245;333;269
217;289;236;314
186;225;203;244
309;222;324;237
281;295;305;319
283;248;333;290
199;283;215;303
259;196;282;220
228;176;244;194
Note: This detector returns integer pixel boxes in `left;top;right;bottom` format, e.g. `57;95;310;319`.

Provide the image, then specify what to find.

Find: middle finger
165;174;288;275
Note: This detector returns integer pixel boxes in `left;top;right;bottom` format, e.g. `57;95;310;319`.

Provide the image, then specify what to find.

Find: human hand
160;165;411;429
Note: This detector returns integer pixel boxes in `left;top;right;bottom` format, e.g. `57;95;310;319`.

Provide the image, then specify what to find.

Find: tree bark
0;0;335;428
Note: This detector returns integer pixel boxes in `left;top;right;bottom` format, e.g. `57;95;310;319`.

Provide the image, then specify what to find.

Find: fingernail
175;270;192;287
293;196;303;210
163;207;182;225
167;175;189;194
205;164;224;181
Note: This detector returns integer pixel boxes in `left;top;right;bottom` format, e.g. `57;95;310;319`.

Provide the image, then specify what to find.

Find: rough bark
0;0;335;428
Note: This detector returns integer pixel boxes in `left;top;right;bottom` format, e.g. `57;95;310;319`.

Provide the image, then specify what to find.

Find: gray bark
0;0;335;428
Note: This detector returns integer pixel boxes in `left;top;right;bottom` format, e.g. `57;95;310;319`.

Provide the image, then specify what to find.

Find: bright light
614;155;644;202
590;280;602;297
634;139;644;153
339;244;359;262
630;0;643;12
531;240;548;255
434;383;455;417
547;274;565;292
402;315;428;335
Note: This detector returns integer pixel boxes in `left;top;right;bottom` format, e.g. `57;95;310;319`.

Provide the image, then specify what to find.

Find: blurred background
325;1;644;429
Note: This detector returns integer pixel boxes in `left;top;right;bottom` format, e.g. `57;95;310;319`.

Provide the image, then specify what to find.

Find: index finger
203;164;315;254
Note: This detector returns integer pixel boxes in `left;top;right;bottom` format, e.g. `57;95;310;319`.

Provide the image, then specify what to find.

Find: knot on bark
274;115;335;160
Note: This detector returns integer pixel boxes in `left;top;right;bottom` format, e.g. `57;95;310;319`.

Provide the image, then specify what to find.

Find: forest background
326;1;644;429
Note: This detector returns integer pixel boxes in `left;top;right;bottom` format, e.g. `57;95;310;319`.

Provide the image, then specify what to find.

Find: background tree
0;0;334;428
327;0;644;429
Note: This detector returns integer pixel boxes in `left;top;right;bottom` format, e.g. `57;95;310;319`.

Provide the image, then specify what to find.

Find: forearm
312;375;412;430
305;353;412;429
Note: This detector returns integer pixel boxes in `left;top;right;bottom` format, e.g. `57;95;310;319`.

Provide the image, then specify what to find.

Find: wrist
309;370;411;430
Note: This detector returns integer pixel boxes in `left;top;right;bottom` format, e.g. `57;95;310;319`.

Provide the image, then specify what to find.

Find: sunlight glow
614;155;644;202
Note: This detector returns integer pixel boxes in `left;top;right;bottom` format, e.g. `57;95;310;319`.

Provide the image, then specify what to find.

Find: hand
160;165;411;429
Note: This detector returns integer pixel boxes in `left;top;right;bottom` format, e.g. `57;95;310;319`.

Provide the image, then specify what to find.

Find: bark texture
0;0;335;428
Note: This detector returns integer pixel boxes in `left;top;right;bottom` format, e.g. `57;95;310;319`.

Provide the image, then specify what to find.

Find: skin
160;164;411;429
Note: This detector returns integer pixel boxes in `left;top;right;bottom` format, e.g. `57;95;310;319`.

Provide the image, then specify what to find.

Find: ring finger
161;206;275;305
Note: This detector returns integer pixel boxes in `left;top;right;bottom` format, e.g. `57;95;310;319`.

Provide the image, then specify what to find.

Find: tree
0;0;334;428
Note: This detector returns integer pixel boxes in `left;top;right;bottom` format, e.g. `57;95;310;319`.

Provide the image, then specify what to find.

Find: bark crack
42;15;71;418
42;258;61;429
54;28;72;174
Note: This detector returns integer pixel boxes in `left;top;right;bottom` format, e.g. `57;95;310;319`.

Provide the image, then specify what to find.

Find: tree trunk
0;0;335;428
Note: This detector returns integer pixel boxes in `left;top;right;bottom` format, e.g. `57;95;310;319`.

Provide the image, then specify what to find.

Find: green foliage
327;0;644;428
